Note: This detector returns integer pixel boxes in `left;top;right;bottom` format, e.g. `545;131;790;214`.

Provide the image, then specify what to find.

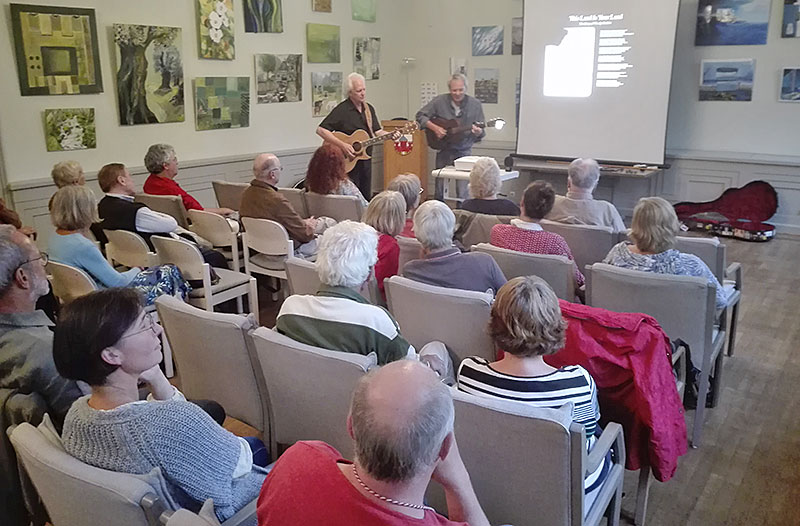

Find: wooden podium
381;120;429;199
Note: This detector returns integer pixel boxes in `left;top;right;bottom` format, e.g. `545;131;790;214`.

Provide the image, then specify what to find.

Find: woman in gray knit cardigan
52;288;268;522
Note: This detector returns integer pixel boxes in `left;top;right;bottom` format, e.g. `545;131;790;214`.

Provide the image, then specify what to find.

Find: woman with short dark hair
53;288;267;522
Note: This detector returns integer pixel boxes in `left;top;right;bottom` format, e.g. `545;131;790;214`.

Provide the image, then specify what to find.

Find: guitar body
332;129;372;173
425;117;470;151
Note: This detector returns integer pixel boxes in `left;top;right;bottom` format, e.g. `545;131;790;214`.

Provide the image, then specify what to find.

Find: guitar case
673;180;778;242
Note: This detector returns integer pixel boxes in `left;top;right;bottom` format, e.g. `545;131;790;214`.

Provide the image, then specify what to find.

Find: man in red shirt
142;143;234;217
257;360;490;526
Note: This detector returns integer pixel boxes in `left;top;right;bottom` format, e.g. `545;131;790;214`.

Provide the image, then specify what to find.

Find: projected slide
543;27;596;98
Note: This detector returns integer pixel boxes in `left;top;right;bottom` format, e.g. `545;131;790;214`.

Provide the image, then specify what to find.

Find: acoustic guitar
424;117;504;151
332;121;419;173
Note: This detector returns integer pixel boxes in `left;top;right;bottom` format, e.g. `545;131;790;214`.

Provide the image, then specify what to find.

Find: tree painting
113;24;184;126
244;0;283;33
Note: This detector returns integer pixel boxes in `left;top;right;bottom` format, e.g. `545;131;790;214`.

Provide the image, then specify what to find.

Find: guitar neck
361;133;393;148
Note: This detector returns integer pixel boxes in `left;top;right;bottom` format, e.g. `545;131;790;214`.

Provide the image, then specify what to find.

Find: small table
431;167;520;202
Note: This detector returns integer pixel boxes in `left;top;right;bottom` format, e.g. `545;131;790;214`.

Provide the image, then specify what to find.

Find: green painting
351;0;376;22
113;24;184;126
10;4;103;95
244;0;283;33
311;71;342;117
198;0;235;60
307;23;340;63
195;76;250;130
43;108;96;151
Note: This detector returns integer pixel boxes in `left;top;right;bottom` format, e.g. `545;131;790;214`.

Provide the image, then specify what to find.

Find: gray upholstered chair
249;327;376;459
284;256;381;304
103;229;159;269
188;210;242;271
397;235;424;271
134;194;190;229
472;242;576;300
540;219;621;273
46;261;97;304
276;187;309;218
211;180;249;211
304;192;363;222
384;275;495;364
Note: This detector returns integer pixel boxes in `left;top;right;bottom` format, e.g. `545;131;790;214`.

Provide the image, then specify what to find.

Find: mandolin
424;117;505;151
331;121;419;173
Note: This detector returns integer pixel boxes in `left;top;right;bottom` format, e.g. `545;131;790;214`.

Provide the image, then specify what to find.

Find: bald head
253;153;281;184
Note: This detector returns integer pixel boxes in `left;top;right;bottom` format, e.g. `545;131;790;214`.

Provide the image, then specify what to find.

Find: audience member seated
257;360;491;526
363;191;406;302
403;200;506;295
491;180;585;288
0;226;83;431
460;157;520;216
276;221;413;364
388;173;423;238
48;160;85;211
546;158;626;232
457;276;610;505
48;185;190;306
53;288;267;522
603;196;729;310
142;143;235;217
0;198;35;238
304;143;369;208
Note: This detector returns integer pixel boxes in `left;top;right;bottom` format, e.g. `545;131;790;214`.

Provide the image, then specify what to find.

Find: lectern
381;120;429;199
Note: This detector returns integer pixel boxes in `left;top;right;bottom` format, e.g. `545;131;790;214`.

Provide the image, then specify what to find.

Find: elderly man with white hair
461;157;520;216
275;221;413;365
257;360;491;526
403;201;506;295
316;72;394;200
546;158;626;232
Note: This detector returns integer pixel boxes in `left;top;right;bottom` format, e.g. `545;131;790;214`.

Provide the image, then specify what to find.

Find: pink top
399;218;415;238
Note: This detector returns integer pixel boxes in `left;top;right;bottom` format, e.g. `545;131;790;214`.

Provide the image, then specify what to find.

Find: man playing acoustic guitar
416;73;486;201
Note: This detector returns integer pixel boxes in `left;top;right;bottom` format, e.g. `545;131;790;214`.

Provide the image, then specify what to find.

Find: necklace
351;465;427;510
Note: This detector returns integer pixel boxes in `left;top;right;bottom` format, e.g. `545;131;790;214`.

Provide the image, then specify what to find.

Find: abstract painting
512;17;523;55
474;68;499;104
354;37;381;80
43;108;96;151
699;59;754;101
244;0;283;33
198;0;234;59
779;68;800;102
782;1;800;37
472;26;504;56
255;54;302;103
351;0;376;22
313;0;332;13
307;23;340;63
695;0;770;46
311;71;342;117
113;24;184;126
10;4;103;95
195;76;250;130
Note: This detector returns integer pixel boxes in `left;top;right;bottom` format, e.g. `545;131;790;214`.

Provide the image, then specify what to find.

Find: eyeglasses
18;252;48;269
418;187;425;195
121;313;158;339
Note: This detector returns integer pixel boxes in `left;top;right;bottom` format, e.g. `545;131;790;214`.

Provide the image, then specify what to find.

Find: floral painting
44;108;96;151
255;54;302;103
244;0;282;33
198;0;234;60
312;71;342;117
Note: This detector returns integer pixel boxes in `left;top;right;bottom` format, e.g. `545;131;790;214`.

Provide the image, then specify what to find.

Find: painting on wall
515;78;521;127
472;26;504;56
351;0;376;22
354;37;381;80
255;54;302;103
450;57;467;76
244;0;283;33
474;68;499;104
779;68;800;101
307;23;341;63
198;0;234;59
695;0;770;46
313;0;332;13
113;24;184;126
311;71;343;117
195;76;250;130
512;17;523;55
782;1;800;37
699;59;754;101
10;4;103;96
43;108;96;151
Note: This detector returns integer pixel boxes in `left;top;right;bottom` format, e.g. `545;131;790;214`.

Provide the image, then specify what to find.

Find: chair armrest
725;262;742;291
586;421;625;475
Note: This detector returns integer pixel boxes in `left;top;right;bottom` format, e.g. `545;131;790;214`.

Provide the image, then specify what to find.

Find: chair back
155;296;268;435
397;236;424;270
250;327;375;458
285;257;320;296
151;235;206;281
134;194;190;229
188;210;237;248
103;230;158;268
472;243;575;300
452;209;515;248
540;220;619;273
304;192;363;222
46;261;97;303
241;217;293;256
675;236;726;282
384;276;495;363
212;180;249;211
277;187;309;218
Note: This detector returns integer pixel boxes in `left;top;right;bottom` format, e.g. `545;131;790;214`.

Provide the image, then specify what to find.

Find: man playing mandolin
416;73;486;201
317;72;396;200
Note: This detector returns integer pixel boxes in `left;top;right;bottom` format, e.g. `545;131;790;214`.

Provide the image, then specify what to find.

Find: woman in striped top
456;276;609;498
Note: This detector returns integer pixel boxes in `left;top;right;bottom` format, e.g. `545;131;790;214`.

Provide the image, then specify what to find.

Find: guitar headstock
400;121;419;134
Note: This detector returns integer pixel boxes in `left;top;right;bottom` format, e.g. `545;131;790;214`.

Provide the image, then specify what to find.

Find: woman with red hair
305;144;369;207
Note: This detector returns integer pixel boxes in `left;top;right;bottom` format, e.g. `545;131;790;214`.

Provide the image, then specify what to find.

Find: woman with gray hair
51;160;85;188
387;173;422;237
461;157;520;216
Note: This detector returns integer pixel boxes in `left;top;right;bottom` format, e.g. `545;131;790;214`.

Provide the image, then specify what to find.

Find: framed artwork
198;0;234;59
195;76;250;130
472;25;504;56
512;17;523;55
351;0;376;22
782;1;800;37
307;23;341;63
353;37;381;80
313;0;332;13
43;108;96;151
695;0;770;46
10;3;103;95
779;68;800;102
311;71;343;117
244;0;283;33
450;57;467;76
474;68;499;104
699;59;754;102
113;24;184;126
255;54;302;103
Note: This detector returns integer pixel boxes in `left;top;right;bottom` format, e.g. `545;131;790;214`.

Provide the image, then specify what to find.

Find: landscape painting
354;37;381;80
351;0;376;22
311;71;342;117
695;0;770;46
313;0;332;13
198;0;235;59
472;26;504;56
512;17;523;55
113;24;184;125
44;108;96;151
307;23;340;63
782;1;800;37
699;59;754;101
474;68;499;104
244;0;283;33
10;4;103;95
779;68;800;102
255;54;302;103
195;76;250;130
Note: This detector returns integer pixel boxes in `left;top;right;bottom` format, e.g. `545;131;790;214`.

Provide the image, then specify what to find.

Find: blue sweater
49;232;139;288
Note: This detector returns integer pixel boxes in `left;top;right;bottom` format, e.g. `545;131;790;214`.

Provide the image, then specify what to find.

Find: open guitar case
673;180;778;242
